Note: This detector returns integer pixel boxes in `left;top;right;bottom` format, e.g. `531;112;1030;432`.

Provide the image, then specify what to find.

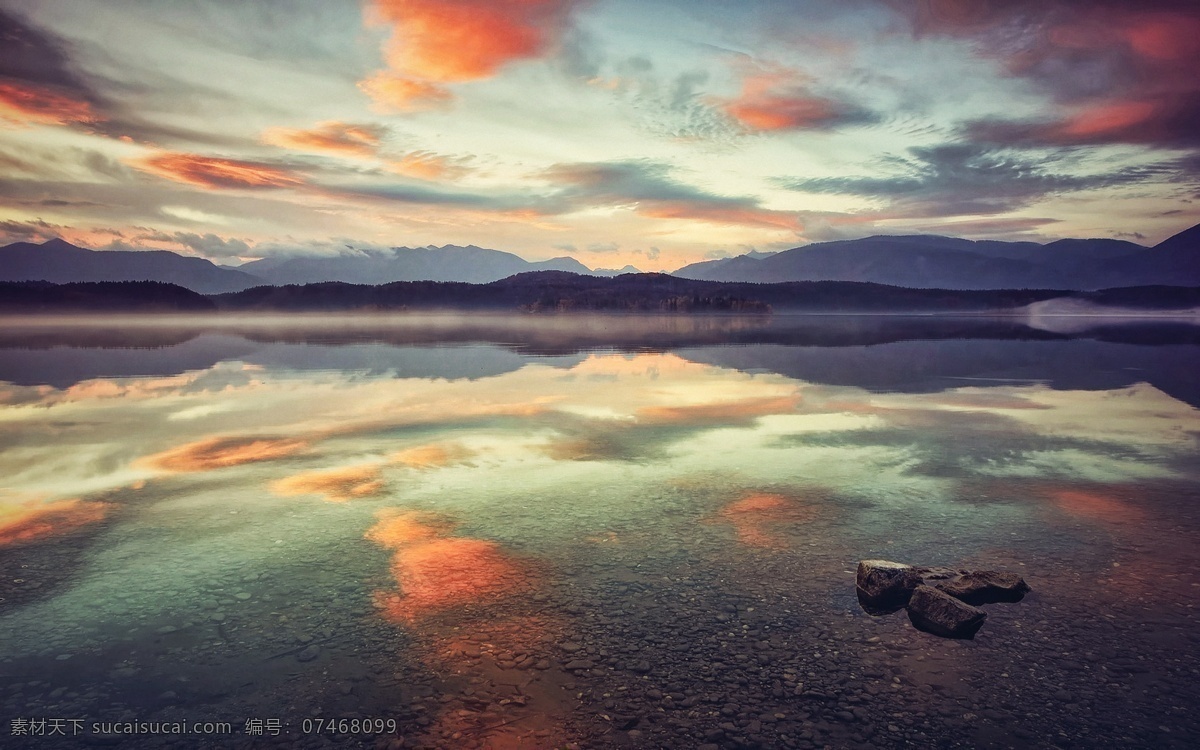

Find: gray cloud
0;218;64;243
780;143;1177;218
0;7;101;104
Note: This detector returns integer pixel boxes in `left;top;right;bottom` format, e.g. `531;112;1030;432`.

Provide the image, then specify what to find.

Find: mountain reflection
1;313;1197;407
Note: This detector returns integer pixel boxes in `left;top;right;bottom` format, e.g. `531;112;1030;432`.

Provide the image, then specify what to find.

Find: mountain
238;245;599;286
674;227;1200;289
592;265;644;277
0;239;263;293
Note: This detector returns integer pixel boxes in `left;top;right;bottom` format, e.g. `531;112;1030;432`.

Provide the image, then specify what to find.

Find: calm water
1;314;1198;750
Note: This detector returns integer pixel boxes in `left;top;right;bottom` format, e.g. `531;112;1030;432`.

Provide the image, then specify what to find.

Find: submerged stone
906;585;987;639
856;560;924;614
935;570;1031;606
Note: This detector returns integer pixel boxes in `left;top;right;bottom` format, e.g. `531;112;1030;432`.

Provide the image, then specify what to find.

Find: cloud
138;435;309;472
262;121;387;157
369;0;580;81
134;152;307;190
387;150;474;181
711;59;874;132
544;159;803;230
357;71;454;111
895;1;1200;148
0;497;110;546
781;143;1172;218
270;463;385;502
138;230;252;258
359;0;584;110
0;81;98;126
262;120;474;182
0;9;105;126
0;218;64;243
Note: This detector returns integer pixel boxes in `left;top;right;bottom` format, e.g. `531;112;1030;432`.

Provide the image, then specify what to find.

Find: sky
1;0;1199;271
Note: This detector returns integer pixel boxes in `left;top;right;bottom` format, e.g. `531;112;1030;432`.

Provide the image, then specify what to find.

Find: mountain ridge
0;239;263;293
1;222;1196;293
673;225;1198;290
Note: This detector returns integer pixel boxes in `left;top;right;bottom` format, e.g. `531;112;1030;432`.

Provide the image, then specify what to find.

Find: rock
856;560;924;614
296;645;321;662
935;571;1031;605
906;586;987;639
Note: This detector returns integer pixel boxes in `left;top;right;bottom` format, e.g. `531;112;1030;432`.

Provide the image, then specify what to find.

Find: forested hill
1;272;1198;314
0;281;216;312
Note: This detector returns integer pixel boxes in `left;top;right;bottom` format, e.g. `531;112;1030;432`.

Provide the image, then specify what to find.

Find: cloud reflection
270;463;385;502
137;435;309;472
366;510;531;622
0;496;110;546
710;491;816;549
389;442;475;469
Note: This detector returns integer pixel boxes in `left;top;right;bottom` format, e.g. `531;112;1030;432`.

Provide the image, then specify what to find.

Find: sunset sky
2;0;1199;271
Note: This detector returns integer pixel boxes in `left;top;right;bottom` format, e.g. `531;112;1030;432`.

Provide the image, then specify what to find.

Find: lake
1;313;1198;749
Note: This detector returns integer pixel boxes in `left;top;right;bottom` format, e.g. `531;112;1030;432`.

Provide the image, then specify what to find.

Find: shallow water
1;313;1198;749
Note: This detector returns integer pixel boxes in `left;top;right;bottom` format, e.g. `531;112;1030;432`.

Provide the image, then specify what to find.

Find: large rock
856;560;924;614
906;585;987;639
935;570;1031;606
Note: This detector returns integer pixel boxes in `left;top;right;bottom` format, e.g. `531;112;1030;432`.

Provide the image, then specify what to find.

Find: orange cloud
638;201;802;231
637;394;799;425
714;63;850;132
357;71;454;111
134;152;306;190
138;436;308;472
1125;12;1200;61
390;442;475;468
370;0;576;82
360;1;581;109
0;498;110;546
0;82;98;126
270;464;385;502
387;151;474;181
1052;100;1161;141
262;121;386;156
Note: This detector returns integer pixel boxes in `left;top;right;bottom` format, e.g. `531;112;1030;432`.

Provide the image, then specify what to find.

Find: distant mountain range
0;240;645;292
1;223;1197;293
237;245;624;285
0;239;261;294
675;224;1200;290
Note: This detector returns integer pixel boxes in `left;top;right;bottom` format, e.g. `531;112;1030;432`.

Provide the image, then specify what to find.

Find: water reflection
0;495;110;546
0;315;1197;748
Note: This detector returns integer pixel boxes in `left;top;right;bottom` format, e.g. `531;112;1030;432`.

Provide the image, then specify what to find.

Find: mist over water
1;314;1198;749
